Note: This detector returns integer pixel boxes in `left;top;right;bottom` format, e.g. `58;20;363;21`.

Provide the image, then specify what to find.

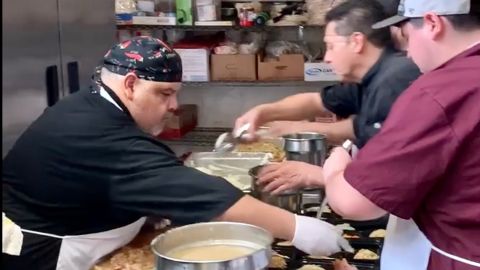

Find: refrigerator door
2;0;63;156
58;0;115;95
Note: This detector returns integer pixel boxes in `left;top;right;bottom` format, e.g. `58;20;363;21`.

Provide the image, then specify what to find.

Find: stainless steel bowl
151;222;273;270
249;165;302;213
283;132;327;166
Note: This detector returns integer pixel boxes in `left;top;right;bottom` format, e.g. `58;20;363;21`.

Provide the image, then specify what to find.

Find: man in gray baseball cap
320;1;480;270
373;0;474;29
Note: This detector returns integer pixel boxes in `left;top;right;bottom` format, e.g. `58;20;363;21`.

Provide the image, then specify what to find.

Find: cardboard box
257;54;304;81
211;54;257;81
304;62;340;81
174;48;210;82
158;104;198;139
116;13;133;25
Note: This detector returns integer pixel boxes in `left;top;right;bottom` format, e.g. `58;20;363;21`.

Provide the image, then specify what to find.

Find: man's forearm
259;93;326;123
216;195;295;241
325;171;387;221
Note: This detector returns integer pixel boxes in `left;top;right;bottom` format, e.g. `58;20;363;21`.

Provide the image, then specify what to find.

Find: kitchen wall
178;83;333;128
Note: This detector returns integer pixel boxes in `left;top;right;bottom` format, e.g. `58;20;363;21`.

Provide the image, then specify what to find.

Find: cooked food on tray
342;233;360;239
333;258;359;270
235;141;285;162
93;246;154;270
335;223;356;231
368;229;386;238
269;251;289;269
297;264;326;270
308;255;334;260
276;240;293;247
193;165;249;190
353;249;379;260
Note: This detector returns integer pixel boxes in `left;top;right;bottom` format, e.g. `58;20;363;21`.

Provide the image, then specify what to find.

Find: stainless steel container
151;222;273;270
184;152;270;192
249;165;302;213
283;132;327;166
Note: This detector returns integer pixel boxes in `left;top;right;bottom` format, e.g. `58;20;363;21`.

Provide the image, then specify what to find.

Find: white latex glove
292;214;353;256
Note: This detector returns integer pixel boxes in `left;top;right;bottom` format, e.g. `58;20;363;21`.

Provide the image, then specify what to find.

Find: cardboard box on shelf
211;54;257;81
304;62;340;81
116;13;133;25
257;54;304;81
174;48;210;82
158;104;198;140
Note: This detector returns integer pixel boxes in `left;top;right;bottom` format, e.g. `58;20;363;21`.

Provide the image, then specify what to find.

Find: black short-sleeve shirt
2;88;244;268
321;47;421;148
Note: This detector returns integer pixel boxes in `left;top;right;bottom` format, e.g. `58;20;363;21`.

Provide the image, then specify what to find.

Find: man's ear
123;73;137;101
423;12;445;41
350;32;366;54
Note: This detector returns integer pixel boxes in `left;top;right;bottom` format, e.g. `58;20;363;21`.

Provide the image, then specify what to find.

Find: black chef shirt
2;86;244;268
321;47;421;148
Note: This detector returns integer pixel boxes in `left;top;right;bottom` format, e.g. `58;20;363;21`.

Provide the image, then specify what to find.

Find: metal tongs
317;140;354;219
213;123;270;153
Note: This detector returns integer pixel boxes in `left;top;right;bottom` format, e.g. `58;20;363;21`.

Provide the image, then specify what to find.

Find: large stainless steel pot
249;165;302;213
283;132;327;166
151;222;273;270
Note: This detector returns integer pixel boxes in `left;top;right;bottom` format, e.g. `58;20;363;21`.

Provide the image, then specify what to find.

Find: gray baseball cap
372;0;472;29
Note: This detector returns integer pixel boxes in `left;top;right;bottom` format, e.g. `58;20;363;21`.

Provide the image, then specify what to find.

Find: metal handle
67;61;80;93
45;65;59;107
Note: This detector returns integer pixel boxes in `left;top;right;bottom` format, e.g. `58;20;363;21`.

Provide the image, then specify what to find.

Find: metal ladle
213;123;271;153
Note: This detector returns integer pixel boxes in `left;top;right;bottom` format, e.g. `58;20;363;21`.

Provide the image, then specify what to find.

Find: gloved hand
292;214;353;256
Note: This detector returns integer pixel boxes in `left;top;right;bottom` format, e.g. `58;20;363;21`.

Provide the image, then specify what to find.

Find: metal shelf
181;81;338;87
117;24;324;32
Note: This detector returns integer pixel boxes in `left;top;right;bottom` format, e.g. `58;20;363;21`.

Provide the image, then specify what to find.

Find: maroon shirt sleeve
344;87;459;219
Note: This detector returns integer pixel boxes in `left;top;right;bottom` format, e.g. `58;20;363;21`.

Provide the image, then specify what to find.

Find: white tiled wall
178;83;334;128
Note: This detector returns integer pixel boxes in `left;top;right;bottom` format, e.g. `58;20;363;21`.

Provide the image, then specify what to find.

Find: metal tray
294;260;379;270
301;242;382;267
184;152;270;191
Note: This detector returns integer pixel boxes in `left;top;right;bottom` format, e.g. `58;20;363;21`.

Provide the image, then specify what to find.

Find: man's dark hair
325;0;392;48
410;1;480;31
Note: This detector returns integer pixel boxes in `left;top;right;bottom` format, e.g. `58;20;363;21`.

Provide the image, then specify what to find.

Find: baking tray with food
269;249;295;270
299;241;382;267
184;152;271;191
294;259;380;270
342;228;386;245
234;135;286;163
331;216;388;230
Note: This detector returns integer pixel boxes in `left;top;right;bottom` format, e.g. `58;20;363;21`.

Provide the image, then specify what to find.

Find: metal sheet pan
184;152;270;191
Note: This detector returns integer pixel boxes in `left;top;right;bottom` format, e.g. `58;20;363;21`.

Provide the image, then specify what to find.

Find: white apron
21;217;146;270
381;215;480;269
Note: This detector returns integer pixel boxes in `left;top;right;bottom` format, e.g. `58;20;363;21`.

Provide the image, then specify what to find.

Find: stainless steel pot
283;132;327;166
249;165;302;213
151;222;273;270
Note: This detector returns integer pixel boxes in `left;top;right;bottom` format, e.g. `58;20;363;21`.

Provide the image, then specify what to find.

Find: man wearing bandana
2;37;352;270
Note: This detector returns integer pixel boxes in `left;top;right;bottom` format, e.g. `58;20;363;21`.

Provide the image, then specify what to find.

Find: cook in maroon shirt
321;1;480;269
